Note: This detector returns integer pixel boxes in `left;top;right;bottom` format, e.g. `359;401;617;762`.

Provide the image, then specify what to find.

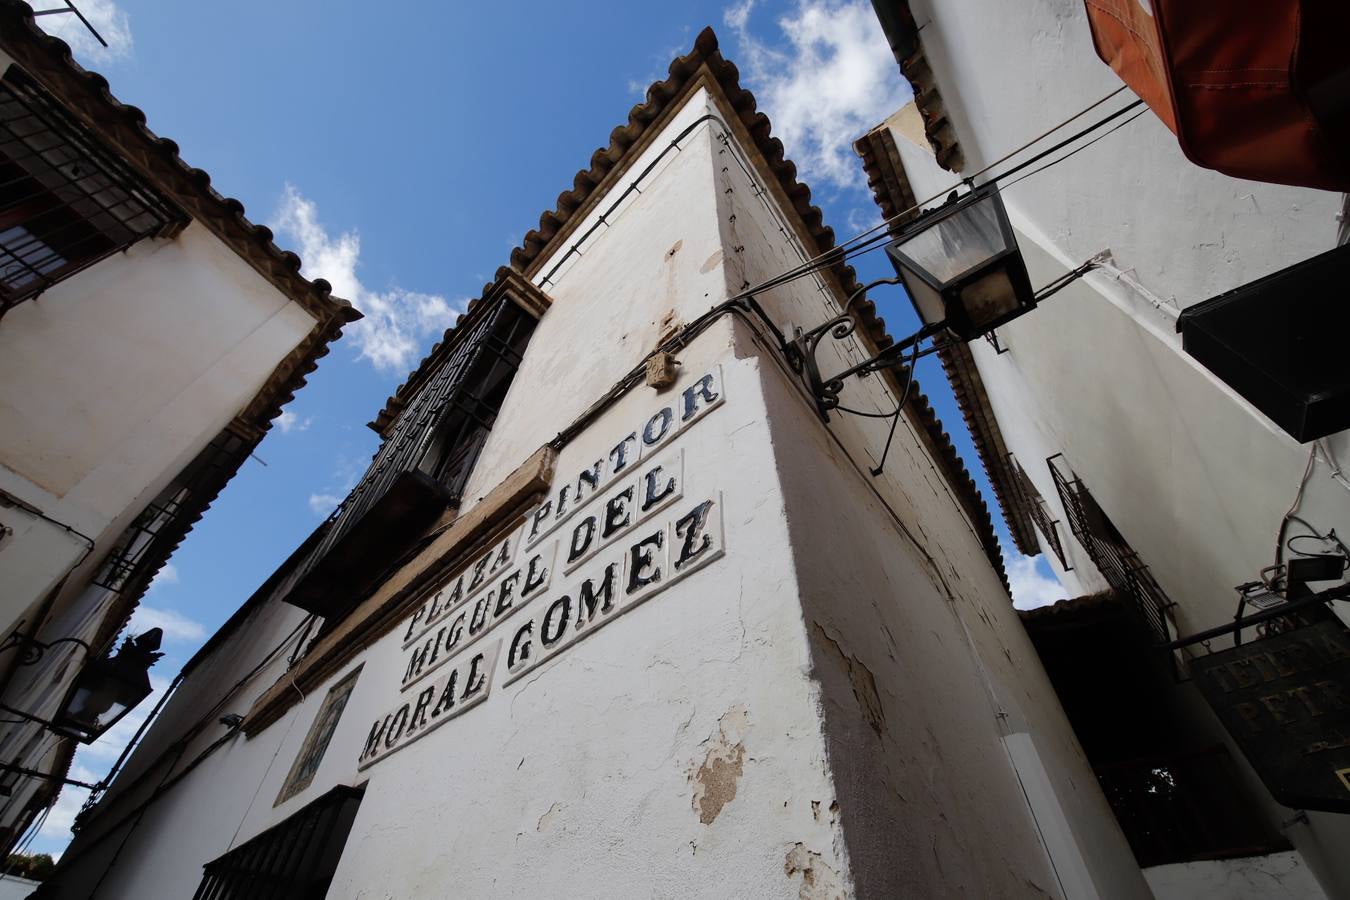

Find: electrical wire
54;83;1150;879
868;337;922;477
1316;438;1350;494
992;108;1151;196
726;87;1132;303
1275;446;1318;569
726;98;1145;305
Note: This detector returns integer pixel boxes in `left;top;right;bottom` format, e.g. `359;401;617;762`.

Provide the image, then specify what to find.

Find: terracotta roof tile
370;27;1008;593
871;0;964;172
0;0;360;328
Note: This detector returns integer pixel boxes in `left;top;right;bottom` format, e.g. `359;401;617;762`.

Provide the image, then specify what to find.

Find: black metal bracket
1158;582;1350;651
782;277;949;420
0;631;90;667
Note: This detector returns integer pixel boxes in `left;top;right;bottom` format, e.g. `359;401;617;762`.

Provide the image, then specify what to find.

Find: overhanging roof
0;1;366;766
0;0;359;330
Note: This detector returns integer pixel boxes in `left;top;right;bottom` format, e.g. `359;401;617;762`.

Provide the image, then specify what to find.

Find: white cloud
1006;551;1066;610
273;184;466;374
146;562;178;592
30;672;174;855
126;604;206;643
846;205;881;234
309;492;342;517
626;27;692;99
38;762;99;841
30;0;133;62
723;0;911;191
275;410;313;433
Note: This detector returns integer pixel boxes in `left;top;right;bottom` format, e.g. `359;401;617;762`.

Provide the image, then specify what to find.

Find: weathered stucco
0;220;317;636
881;0;1350;895
51;68;1143;900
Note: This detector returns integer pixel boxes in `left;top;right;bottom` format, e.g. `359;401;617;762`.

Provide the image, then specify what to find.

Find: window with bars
92;430;252;597
1048;453;1177;645
193;785;363;900
0;66;185;315
1009;455;1071;571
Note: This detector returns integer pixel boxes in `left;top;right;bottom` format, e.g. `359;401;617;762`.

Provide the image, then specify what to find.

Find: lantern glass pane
901;269;947;328
61;682;132;738
895;195;1008;285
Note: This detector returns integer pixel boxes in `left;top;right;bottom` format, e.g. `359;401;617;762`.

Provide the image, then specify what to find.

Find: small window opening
0;67;186;315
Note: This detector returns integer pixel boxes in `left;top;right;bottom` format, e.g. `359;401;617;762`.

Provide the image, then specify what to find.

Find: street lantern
886;184;1036;341
51;628;163;743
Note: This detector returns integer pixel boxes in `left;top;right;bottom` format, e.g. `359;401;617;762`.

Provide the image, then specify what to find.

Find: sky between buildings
23;0;1065;859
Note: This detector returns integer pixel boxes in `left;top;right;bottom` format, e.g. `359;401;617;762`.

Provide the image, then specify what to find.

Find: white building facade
0;0;356;848
860;0;1349;897
41;29;1156;899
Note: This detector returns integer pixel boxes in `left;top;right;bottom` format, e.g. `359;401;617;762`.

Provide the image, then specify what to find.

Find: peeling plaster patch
813;624;886;738
689;704;749;825
536;801;563;833
784;843;848;900
700;248;724;273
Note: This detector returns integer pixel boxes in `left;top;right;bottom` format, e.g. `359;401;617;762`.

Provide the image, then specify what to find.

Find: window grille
279;298;535;614
275;667;361;805
1048;454;1176;645
0;67;185;315
193;785;363;900
1009;455;1071;571
92;430;251;596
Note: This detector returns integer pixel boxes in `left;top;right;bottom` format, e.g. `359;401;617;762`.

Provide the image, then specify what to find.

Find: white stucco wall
1144;851;1328;900
880;1;1350;895
0;874;39;900
711;100;1144;897
0;219;317;636
49;81;1144;899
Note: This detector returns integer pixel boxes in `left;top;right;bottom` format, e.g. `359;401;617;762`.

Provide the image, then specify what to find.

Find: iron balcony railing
1009;455;1071;572
273;298;535;619
1048;454;1176;646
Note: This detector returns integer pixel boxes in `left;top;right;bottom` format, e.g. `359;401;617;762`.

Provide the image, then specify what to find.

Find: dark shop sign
358;368;727;770
1192;619;1350;813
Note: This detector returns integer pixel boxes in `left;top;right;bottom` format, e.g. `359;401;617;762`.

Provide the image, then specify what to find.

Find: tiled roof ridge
370;26;1008;594
0;0;361;326
375;26;898;423
871;0;964;172
1018;590;1121;621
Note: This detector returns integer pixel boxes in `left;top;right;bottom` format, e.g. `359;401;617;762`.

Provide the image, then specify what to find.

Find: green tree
5;851;55;881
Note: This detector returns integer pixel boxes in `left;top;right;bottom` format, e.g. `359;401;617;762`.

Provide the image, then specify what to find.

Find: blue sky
25;0;1063;857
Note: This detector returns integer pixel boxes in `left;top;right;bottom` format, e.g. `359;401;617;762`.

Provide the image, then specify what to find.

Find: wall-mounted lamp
885;184;1036;341
50;628;163;743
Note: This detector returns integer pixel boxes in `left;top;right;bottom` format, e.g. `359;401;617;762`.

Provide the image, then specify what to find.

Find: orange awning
1085;0;1350;192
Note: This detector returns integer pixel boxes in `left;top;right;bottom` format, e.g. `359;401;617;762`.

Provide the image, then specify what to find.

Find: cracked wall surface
717;74;1148;896
51;74;1148;900
691;705;749;825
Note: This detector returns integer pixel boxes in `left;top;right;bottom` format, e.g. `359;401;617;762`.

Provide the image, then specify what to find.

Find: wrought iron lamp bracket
786;313;947;420
0;631;90;667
